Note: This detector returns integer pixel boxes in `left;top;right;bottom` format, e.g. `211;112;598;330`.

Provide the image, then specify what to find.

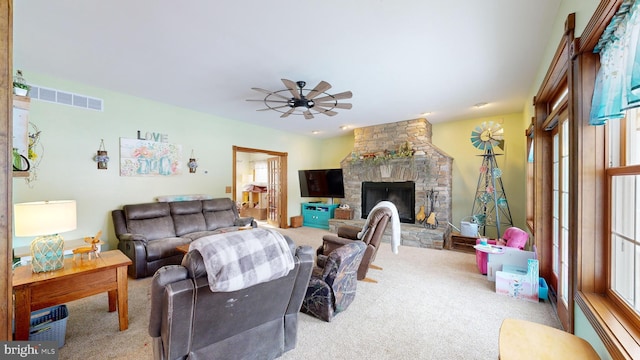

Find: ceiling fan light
250;79;352;119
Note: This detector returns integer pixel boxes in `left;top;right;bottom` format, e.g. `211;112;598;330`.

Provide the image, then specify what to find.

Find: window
607;110;640;316
535;78;571;329
525;123;534;231
254;160;268;183
569;1;640;357
552;117;570;308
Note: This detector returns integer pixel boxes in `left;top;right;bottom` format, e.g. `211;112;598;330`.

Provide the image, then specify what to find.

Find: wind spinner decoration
469;121;513;238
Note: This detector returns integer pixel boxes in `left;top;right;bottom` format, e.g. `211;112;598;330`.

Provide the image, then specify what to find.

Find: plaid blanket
189;228;295;292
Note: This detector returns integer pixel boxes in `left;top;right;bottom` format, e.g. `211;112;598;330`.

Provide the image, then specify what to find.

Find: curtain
590;0;640;125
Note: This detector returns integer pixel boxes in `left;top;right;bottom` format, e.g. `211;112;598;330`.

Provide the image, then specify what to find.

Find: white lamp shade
14;200;77;237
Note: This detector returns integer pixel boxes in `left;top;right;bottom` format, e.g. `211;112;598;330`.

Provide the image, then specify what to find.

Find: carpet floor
56;226;560;359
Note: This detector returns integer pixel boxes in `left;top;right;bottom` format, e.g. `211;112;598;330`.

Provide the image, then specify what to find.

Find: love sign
137;130;168;143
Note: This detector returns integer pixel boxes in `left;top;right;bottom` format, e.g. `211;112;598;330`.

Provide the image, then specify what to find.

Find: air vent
28;84;104;112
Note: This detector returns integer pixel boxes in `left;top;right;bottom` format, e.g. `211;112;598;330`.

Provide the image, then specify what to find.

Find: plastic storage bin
29;305;68;348
539;277;549;300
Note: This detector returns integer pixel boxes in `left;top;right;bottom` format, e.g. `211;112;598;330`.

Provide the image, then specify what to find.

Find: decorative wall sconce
188;150;198;173
93;139;109;169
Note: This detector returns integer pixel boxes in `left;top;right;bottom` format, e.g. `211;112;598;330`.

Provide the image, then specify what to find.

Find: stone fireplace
330;118;453;249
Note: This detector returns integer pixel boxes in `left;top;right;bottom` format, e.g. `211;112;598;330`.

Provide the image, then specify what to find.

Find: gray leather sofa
112;198;256;279
149;236;313;360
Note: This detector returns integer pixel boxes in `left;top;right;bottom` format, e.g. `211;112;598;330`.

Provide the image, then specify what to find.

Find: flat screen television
298;168;345;198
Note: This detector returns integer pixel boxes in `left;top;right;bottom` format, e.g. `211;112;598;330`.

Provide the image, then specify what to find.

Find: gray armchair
301;241;366;322
149;233;313;360
319;206;392;282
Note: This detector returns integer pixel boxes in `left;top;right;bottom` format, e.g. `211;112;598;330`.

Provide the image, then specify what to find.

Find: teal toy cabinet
301;203;339;229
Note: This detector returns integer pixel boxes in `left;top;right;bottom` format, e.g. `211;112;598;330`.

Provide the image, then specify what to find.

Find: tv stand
301;203;339;230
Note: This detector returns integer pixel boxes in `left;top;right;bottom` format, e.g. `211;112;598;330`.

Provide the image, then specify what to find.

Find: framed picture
120;138;182;177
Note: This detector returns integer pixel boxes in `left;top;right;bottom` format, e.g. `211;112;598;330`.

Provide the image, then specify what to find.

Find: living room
2;0;639;359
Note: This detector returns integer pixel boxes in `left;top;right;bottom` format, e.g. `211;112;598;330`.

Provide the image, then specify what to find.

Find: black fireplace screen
361;181;415;223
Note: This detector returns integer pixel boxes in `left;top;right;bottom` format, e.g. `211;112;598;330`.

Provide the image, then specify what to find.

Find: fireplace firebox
362;181;415;223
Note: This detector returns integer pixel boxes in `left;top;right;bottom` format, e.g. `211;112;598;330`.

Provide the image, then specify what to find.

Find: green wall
312;114;528;241
432;113;527;238
317;132;354;168
13;73;326;250
11;1;613;355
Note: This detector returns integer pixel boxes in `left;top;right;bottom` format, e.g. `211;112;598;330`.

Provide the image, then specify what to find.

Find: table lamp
14;200;77;273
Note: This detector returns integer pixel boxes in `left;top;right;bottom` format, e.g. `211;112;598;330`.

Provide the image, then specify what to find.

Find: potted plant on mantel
13;70;30;96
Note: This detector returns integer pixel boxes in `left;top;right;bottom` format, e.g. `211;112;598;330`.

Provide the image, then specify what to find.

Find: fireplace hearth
362;181;415;223
337;118;454;249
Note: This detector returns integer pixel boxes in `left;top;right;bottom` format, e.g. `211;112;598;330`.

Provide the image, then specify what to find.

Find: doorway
232;146;288;228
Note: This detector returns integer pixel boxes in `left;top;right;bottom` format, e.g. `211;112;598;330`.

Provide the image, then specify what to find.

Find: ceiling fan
247;79;353;120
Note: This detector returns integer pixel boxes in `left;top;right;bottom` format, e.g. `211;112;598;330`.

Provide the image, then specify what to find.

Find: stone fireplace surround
329;118;453;249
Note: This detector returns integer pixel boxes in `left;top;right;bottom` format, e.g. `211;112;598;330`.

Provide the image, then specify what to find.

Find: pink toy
503;227;529;250
475;238;498;274
475;227;529;274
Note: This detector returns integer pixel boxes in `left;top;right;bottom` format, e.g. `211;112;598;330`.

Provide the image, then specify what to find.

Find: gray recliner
148;233;313;360
319;206;392;282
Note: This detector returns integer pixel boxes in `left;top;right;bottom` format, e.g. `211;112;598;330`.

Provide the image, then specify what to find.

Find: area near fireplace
331;118;453;249
362;181;416;223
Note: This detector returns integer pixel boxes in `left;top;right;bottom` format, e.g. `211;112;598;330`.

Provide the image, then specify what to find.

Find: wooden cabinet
301;203;339;230
448;232;478;253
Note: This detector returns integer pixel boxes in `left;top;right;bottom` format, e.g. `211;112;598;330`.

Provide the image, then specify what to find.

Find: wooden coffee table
12;250;132;340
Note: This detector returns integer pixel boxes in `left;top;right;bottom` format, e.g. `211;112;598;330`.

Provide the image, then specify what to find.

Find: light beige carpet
56;226;560;360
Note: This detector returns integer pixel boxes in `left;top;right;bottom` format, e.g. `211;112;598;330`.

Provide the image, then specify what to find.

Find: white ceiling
13;1;561;138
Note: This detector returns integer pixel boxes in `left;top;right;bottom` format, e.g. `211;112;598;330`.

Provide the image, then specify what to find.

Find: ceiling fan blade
251;87;290;100
246;99;289;103
303;110;314;120
280;107;296;118
281;79;301;99
313;105;338;116
316;102;352;109
257;105;290;111
305;81;332;100
313;91;353;103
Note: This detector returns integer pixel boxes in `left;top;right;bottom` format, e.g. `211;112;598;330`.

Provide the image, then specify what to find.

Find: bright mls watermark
1;342;57;359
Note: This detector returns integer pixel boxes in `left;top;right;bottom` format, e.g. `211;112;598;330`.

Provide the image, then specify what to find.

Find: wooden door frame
532;14;574;332
232;146;288;229
1;0;13;340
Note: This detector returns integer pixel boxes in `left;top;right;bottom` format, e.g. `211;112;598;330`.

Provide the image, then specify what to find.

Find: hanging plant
13;70;31;96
